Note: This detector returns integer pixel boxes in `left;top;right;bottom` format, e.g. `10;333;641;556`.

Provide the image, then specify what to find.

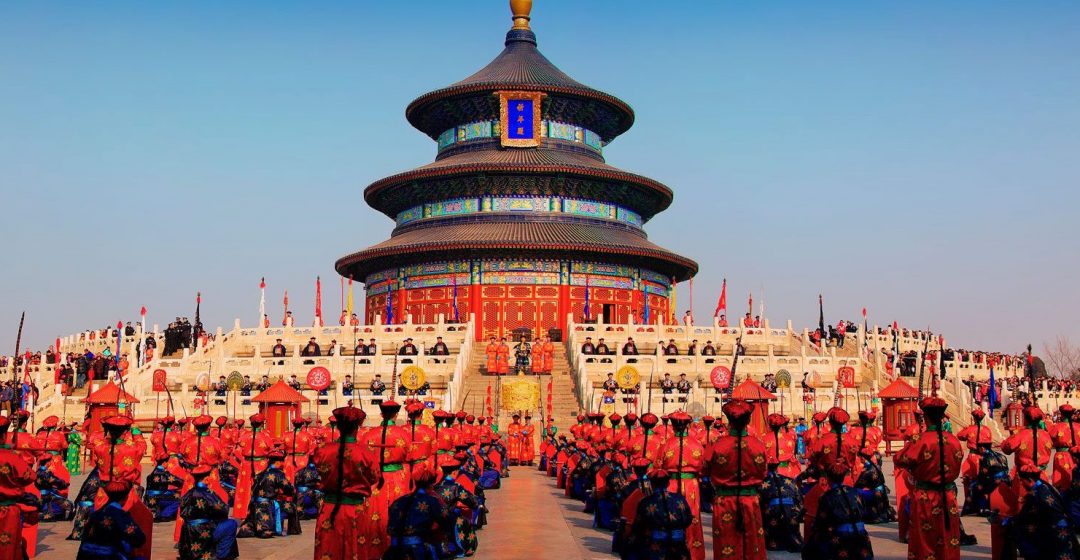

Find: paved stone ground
39;458;993;559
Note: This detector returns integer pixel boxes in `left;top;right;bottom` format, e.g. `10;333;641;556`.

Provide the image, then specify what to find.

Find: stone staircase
456;343;579;436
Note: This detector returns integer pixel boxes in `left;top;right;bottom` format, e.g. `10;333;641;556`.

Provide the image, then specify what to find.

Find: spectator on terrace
683;310;693;326
256;375;270;391
326;339;337;356
283;311;294;327
676;374;691;395
717;314;728;327
701;341;717;356
581;337;595;355
272;339;287;357
687;339;698;356
603;373;618;392
370;375;386;397
753;315;761;328
431;337;449;355
241;375;252;396
398;338;418;355
660;373;675;394
350;313;360;326
301;337;321;357
664;339;679;356
742;313;753;327
288;374;301;390
342;375;353;396
596;338;611;355
622;338;638;355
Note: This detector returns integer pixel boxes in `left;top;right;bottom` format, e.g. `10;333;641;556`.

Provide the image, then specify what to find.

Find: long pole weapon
12;312;25;386
917;326;931;398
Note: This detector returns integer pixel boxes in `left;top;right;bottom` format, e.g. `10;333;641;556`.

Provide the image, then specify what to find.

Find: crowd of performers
0;399;553;560
537;396;1080;560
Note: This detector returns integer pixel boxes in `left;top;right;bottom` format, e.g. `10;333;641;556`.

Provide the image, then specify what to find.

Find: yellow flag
670;277;677;325
345;277;354;317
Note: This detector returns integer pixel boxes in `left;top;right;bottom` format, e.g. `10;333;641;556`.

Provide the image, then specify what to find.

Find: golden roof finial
510;0;533;30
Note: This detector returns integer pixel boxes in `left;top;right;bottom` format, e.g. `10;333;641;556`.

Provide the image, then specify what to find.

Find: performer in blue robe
76;481;146;560
179;465;239;560
760;460;804;552
145;456;183;522
630;469;693;560
35;456;73;522
237;451;294;539
385;465;451;560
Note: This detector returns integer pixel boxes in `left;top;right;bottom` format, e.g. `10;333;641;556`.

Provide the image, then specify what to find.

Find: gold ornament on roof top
510;0;532;30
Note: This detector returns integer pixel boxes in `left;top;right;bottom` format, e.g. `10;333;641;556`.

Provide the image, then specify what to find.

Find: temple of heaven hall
335;0;697;342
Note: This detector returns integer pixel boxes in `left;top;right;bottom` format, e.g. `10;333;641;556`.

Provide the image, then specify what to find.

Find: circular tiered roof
337;1;698;284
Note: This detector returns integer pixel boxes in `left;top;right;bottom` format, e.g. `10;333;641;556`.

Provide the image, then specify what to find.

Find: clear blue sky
1;1;1077;353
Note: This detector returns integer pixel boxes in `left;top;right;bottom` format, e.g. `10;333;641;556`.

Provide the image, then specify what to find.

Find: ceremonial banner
838;366;856;389
500;378;539;413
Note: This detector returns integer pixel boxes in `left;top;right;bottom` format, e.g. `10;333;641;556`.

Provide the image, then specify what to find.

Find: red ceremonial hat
192;415;213;429
767;413;789;431
452;452;468;463
971;409;986;421
379;400;402;418
722;399;753;424
103;415;133;434
191;465;213;478
623;413;638;427
249;413;266;425
39;453;53;463
478;416;487;425
1018;464;1042;479
669;411;692;428
162;416;176;425
455;411;467;421
631;457;651;473
1071;446;1080;456
103;481;131;498
268;449;286;460
441;456;462;469
608;413;622;425
332;406;366;429
812;412;827;424
1023;406;1044;424
178;417;190;426
827;407;849;427
465;414;476;424
857;410;873;424
576;414;586;422
859;446;875;458
235;419;245;428
406;403;425;418
919;397;948;419
1059;404;1075;416
701;415;715;427
292;417;306;427
412;465;437;487
0;416;10;432
215;416;228;427
639;412;660;428
827;460;850;480
41;416;59;429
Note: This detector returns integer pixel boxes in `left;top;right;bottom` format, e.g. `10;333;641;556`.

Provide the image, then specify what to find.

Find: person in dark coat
384;465;451;560
803;461;874;560
630;468;694;560
853;447;895;524
293;458;322;520
179;465;239;560
1013;463;1080;560
760;459;804;552
237;450;294;538
144;455;183;522
35;455;73;521
76;481;146;560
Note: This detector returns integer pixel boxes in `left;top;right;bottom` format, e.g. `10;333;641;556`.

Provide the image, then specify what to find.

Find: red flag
54;338;62;384
196;293;201;304
283;290;289;324
713;278;727;317
748;292;753;315
315;277;323;323
892;321;898;331
140;306;147;317
260;278;266;290
861;307;867;318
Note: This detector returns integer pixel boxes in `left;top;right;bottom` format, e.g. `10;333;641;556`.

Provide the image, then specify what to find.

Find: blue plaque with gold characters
498;90;544;147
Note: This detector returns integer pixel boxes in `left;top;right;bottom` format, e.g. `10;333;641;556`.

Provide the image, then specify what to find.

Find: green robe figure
66;427;82;476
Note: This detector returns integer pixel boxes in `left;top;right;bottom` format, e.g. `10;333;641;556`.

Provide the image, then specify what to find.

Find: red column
470;284;483;341
557;284;570;335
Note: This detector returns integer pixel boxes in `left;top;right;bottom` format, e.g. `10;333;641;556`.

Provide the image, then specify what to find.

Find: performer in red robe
506;415;523;465
704;399;767;560
803;407;858;541
362;400;412;559
232;413;276;521
540;337;554;374
404;401;436;478
660;411;706;560
764;413;800;479
894;397;964;560
0;415;37;560
282;417;313;483
1049;404;1079;491
495;339;510;375
313;406;380;560
484;337;498;374
520;415;537;465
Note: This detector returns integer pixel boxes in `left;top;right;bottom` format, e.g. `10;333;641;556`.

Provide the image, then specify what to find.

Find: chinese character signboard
498;91;544;147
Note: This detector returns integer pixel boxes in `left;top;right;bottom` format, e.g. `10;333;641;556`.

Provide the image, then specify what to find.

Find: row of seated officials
581;336;721;358
268;337;451;357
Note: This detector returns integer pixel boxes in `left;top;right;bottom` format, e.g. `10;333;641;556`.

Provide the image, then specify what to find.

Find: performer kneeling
178;465;239;560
